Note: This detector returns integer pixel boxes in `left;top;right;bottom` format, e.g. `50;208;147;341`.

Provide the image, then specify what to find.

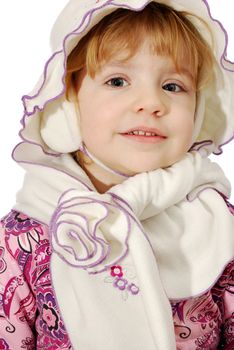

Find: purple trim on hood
189;140;214;152
213;132;234;155
21;50;63;113
203;0;234;71
111;0;151;11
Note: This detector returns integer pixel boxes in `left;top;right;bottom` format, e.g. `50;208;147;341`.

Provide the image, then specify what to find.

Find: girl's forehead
102;39;192;68
102;52;193;77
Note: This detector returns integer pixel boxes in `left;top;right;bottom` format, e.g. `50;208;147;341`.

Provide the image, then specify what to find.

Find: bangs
66;2;216;96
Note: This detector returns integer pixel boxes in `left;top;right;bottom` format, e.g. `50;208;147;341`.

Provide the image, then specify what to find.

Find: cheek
182;122;194;147
172;107;195;146
179;102;196;131
79;102;99;135
79;113;109;150
173;116;194;134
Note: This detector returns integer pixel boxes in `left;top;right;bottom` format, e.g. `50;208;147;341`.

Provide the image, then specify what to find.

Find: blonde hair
65;2;217;100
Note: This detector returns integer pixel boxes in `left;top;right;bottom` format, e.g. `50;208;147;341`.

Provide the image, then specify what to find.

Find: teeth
127;130;158;136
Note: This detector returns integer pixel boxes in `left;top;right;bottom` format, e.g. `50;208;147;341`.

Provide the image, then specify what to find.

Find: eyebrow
102;61;195;83
166;68;195;82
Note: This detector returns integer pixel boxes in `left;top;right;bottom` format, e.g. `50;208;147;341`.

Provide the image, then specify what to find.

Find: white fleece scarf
14;148;234;350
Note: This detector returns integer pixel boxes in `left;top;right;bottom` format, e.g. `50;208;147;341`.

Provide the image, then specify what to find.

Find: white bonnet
13;0;234;163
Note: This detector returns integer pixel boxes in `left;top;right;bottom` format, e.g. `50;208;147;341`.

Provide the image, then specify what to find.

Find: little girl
1;0;234;349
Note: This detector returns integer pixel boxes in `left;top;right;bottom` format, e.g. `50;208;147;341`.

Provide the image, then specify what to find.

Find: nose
133;86;167;117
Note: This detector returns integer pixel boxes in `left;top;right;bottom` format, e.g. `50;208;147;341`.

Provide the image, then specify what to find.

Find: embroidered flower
105;264;140;299
114;277;128;291
127;283;140;295
111;265;123;277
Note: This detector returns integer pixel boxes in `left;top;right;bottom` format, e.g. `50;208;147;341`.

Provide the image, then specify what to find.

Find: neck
74;151;126;193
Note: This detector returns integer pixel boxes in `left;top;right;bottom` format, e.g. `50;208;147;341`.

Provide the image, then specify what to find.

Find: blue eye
105;77;128;87
163;83;184;92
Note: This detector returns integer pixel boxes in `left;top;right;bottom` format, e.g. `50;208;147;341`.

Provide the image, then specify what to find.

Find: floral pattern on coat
0;207;234;349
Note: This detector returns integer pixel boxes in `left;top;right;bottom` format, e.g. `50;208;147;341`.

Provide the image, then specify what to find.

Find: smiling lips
120;126;167;143
122;126;166;138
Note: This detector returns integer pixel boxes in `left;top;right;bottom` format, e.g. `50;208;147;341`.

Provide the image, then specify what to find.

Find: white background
0;0;233;216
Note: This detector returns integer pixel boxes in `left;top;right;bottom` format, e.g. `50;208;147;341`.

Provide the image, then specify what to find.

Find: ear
40;94;82;153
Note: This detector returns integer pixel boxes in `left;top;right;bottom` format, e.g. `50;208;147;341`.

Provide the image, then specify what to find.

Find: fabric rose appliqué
50;189;132;274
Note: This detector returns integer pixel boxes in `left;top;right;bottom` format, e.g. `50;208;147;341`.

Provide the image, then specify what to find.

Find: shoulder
0;210;49;255
0;210;51;286
0;211;72;348
1;209;48;234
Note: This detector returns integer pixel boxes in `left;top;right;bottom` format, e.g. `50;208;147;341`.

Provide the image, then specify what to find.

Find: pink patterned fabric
0;206;234;349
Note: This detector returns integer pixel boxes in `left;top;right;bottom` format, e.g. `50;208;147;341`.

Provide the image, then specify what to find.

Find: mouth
120;126;167;144
120;133;166;144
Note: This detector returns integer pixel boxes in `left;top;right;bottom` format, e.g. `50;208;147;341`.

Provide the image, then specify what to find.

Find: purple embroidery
105;264;140;299
111;265;123;277
127;283;140;295
114;277;128;291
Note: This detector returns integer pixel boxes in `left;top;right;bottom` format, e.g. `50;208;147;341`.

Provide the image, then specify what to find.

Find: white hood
12;0;234;161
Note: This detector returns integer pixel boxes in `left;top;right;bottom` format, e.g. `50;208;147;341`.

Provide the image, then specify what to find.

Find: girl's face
77;40;196;175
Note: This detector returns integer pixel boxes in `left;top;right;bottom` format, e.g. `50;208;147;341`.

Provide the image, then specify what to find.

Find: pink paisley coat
0;204;234;350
